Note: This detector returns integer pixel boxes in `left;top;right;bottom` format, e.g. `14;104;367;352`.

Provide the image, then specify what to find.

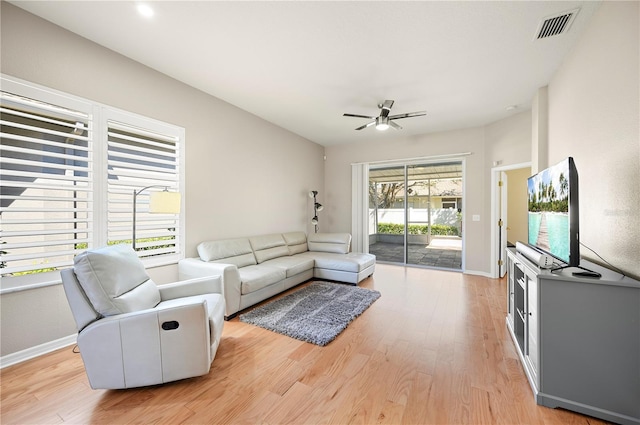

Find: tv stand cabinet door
538;277;640;423
506;251;516;326
526;274;539;382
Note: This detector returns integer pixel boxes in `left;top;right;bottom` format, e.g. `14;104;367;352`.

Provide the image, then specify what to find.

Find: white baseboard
0;334;77;369
463;269;493;278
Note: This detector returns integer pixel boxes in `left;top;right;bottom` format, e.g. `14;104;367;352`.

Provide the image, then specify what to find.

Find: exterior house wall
383;196;461;209
373;208;461;227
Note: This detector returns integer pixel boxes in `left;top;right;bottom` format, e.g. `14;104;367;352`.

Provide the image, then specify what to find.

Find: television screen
527;157;579;267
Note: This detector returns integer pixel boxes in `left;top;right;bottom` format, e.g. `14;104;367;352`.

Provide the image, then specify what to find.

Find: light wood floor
1;264;611;424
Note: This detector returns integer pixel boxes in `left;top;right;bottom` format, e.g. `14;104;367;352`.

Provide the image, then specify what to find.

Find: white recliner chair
60;244;225;389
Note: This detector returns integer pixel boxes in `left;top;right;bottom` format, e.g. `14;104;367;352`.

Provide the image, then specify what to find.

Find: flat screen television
527;157;579;268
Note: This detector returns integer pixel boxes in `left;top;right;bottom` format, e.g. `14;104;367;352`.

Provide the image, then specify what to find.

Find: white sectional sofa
178;232;375;319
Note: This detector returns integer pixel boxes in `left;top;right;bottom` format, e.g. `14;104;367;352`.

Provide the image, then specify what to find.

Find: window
105;111;182;260
0;90;92;277
0;76;184;292
442;198;458;209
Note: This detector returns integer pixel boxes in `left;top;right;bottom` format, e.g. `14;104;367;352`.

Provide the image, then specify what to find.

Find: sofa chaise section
300;233;376;284
178;232;375;319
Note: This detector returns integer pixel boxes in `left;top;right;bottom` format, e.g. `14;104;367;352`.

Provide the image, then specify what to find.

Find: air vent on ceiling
535;8;580;39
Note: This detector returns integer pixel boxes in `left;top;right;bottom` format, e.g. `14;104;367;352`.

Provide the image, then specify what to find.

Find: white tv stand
506;248;640;425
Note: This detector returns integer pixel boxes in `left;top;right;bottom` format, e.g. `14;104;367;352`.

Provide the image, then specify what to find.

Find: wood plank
0;264;608;425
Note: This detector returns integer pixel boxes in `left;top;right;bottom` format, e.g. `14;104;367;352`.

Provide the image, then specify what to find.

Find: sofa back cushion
73;244;160;317
283;232;308;255
197;238;257;268
307;233;351;254
250;233;290;263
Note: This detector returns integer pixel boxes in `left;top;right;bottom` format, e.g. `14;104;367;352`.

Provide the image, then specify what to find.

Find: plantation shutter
1;76;185;292
0;91;92;275
105;114;182;262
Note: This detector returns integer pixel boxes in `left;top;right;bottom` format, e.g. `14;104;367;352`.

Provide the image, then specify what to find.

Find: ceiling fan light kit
343;100;426;131
375;116;389;131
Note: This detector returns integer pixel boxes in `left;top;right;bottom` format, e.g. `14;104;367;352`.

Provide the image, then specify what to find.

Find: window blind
0;91;92;275
1;76;185;292
106;119;181;260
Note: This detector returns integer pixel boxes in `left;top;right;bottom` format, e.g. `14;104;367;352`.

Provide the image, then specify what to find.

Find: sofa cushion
197;238;256;268
307;233;351;254
73;244;160;317
249;234;290;264
303;251;376;273
283;231;308;255
238;265;286;295
261;255;315;278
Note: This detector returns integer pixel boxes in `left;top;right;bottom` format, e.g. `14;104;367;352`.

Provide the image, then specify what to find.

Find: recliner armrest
178;258;242;316
158;275;222;301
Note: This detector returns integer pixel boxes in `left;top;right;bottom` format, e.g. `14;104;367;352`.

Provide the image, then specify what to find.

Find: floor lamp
132;186;181;250
309;190;324;233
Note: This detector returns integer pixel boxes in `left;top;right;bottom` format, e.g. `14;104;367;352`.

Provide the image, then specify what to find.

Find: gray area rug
239;282;381;346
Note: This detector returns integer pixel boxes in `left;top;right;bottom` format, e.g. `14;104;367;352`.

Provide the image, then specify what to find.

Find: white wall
0;3;324;357
324;111;531;276
485;111;532;167
547;1;639;279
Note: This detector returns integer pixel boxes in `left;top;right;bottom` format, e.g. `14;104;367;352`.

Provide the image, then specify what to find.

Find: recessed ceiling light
137;4;154;18
505;105;518;111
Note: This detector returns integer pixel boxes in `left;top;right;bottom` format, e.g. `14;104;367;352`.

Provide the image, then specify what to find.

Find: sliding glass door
369;165;407;263
368;161;463;270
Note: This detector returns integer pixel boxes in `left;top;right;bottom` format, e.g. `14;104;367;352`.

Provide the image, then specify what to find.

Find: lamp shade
149;191;181;214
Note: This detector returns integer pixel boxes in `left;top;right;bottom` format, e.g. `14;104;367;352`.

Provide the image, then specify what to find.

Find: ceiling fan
343;100;426;131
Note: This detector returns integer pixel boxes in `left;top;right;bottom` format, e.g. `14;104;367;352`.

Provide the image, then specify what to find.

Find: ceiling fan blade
389;120;403;130
343;113;376;119
355;121;376;130
388;111;427;120
379;100;394;118
346;101;424;131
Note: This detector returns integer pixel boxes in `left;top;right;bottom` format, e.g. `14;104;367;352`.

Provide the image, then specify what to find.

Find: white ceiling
10;1;601;146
